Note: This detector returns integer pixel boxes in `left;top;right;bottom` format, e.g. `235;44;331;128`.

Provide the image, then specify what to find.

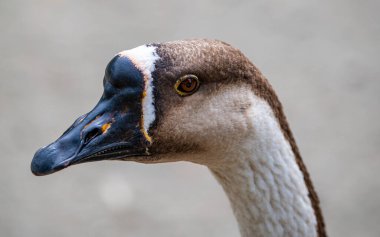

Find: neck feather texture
209;97;318;237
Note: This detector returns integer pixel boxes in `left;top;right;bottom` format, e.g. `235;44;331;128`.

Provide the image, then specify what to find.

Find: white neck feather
209;97;317;237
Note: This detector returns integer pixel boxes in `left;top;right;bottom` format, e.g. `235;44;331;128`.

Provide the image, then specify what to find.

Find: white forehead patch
118;45;160;140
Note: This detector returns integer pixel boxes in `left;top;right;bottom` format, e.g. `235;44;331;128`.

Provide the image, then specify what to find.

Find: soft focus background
1;0;379;236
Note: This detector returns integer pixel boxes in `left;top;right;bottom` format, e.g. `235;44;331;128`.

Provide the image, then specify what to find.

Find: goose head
31;39;326;237
31;39;261;175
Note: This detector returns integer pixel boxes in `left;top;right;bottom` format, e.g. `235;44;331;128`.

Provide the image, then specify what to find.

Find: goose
31;39;326;237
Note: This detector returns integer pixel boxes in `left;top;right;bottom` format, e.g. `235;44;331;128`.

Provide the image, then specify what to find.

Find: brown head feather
151;39;326;237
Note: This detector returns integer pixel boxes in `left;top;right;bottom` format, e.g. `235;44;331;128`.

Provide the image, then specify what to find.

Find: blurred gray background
1;0;379;236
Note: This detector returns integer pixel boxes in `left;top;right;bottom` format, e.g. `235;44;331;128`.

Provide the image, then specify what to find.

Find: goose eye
174;75;200;96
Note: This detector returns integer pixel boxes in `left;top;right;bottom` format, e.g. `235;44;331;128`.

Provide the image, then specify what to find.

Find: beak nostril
83;127;102;145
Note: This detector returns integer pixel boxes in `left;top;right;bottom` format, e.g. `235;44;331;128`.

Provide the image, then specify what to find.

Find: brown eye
174;75;200;96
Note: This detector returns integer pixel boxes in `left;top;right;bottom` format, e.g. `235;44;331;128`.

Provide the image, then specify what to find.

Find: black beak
31;105;149;176
31;54;151;176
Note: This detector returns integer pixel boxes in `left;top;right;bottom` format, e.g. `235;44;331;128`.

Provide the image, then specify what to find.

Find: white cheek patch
118;45;160;142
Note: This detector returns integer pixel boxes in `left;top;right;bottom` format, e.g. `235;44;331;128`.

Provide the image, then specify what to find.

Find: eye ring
174;75;200;96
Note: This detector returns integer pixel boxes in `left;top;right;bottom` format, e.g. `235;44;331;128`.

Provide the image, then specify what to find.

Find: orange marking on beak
142;129;152;143
101;123;111;134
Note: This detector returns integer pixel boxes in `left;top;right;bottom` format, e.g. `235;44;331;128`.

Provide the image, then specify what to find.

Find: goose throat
209;96;318;237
